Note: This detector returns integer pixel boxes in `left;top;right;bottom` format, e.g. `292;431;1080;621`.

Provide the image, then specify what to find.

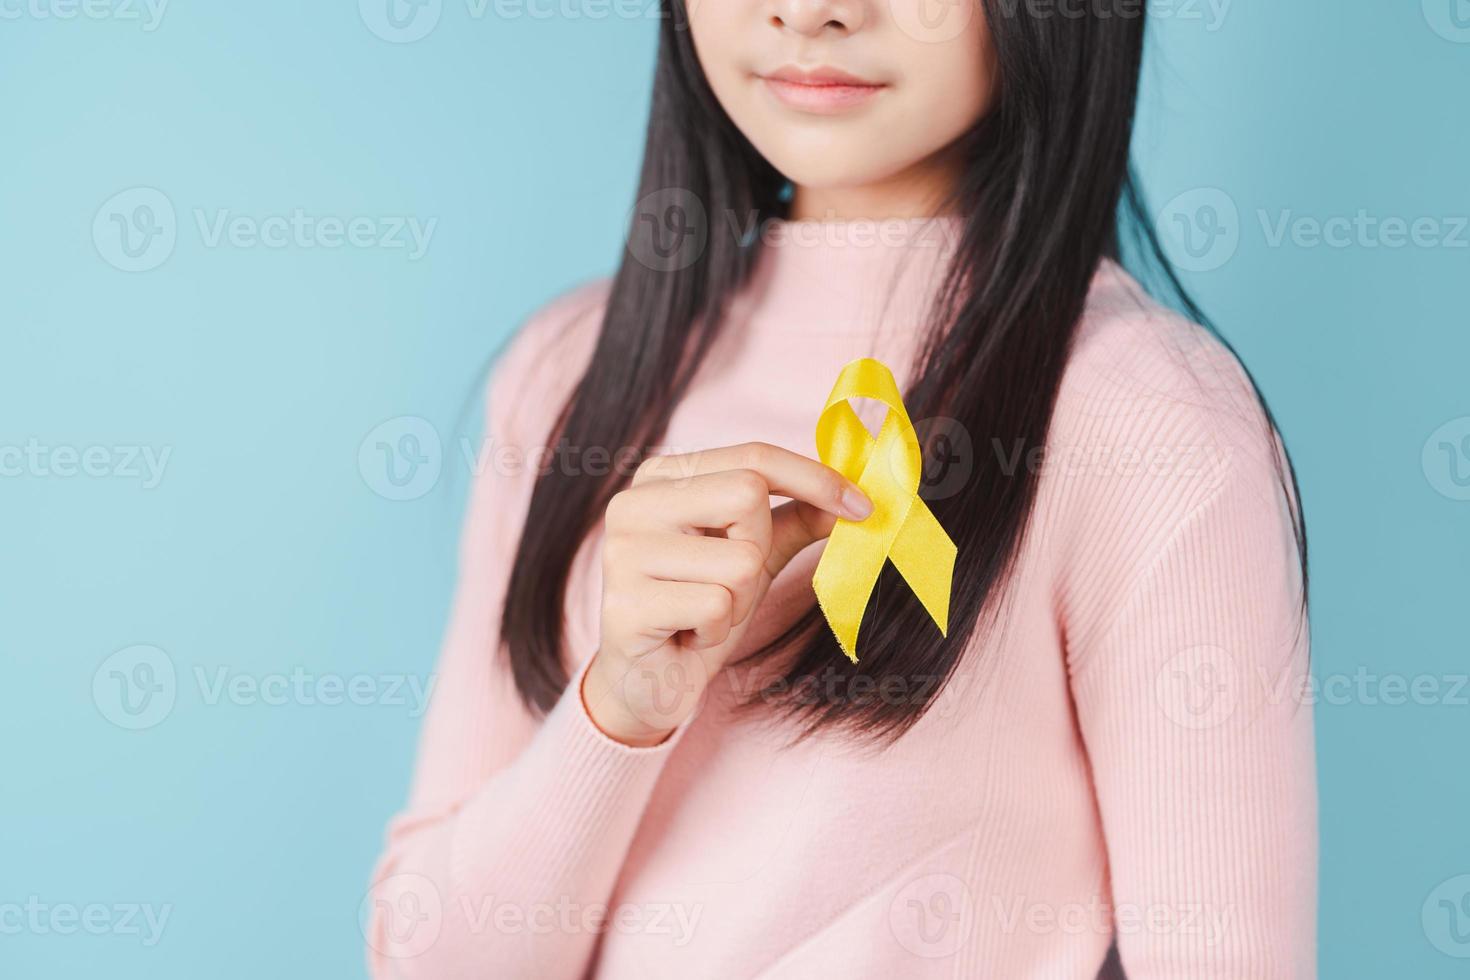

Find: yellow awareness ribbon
812;357;956;662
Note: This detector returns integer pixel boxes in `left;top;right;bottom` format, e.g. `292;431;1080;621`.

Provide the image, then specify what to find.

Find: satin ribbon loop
811;357;957;662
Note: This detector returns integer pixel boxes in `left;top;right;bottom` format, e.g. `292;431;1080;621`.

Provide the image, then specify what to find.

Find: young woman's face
688;0;995;206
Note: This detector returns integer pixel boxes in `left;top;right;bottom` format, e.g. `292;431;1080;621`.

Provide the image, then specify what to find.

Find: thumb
767;499;840;578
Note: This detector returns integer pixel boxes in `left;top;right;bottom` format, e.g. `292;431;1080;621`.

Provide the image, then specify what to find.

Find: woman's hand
582;442;873;746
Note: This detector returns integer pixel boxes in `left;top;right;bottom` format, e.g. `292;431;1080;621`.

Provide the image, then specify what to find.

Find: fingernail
841;486;873;520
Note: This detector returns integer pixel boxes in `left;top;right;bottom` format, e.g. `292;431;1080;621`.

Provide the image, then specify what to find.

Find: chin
775;165;889;192
752;138;912;197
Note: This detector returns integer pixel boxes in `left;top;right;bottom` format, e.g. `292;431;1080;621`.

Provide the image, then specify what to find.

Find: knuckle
733;540;765;581
633;455;664;484
737;441;770;471
605;489;634;526
601;532;632;568
699;626;731;649
728;469;768;510
700;587;733;623
600;589;631;628
648;580;674;609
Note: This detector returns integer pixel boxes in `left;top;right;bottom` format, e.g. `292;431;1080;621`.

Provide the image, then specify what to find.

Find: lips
757;64;887;114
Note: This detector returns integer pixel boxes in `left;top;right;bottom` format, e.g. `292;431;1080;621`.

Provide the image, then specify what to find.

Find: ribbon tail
888;502;956;636
812;518;888;662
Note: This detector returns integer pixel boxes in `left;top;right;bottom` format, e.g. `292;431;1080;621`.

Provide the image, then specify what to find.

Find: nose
767;0;863;37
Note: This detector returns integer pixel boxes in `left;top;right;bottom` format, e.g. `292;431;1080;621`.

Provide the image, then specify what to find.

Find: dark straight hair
499;0;1308;742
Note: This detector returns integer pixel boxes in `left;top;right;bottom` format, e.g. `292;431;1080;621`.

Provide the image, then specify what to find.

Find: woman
366;1;1316;976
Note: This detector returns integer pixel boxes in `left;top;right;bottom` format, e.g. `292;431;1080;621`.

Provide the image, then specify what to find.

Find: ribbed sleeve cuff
444;654;701;927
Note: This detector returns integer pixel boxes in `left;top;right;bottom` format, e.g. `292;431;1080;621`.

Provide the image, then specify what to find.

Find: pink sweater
365;218;1317;979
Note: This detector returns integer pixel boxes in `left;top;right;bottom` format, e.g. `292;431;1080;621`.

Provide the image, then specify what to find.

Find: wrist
580;652;677;748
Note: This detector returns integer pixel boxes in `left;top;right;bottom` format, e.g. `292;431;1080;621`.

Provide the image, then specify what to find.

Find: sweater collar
730;215;965;340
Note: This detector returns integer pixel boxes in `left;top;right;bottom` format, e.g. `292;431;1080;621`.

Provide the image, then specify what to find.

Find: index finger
633;442;872;521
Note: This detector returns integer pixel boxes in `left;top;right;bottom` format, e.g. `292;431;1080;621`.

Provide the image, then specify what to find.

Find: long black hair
499;0;1307;741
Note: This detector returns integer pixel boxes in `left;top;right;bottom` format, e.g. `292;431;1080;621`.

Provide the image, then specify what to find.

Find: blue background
2;2;1466;976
